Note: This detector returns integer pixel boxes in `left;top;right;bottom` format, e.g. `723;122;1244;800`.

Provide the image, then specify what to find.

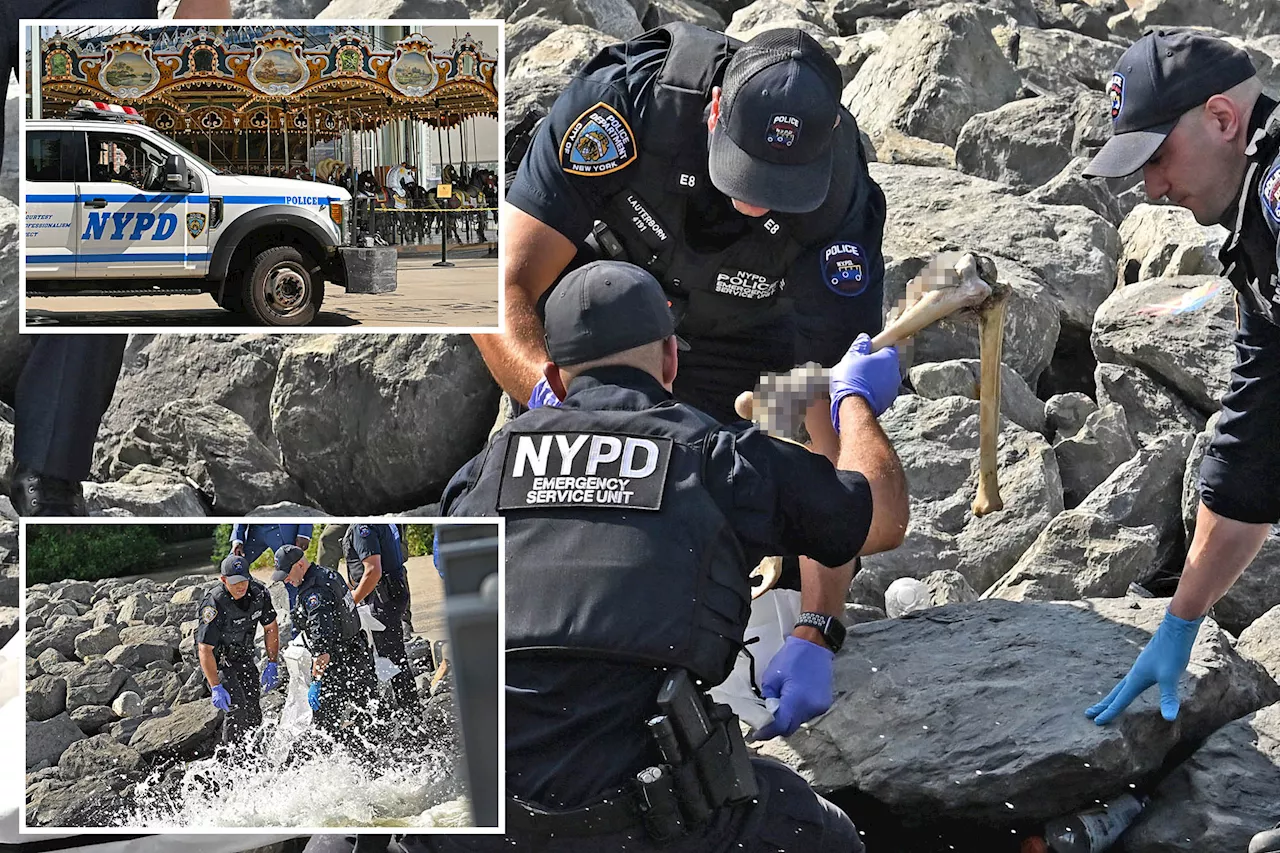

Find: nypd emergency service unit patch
1261;163;1280;228
767;115;801;149
498;431;673;511
561;102;638;176
821;242;868;297
201;604;218;624
186;211;206;238
1108;72;1125;121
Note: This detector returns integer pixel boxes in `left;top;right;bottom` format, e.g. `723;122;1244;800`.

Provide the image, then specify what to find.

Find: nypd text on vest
499;432;673;510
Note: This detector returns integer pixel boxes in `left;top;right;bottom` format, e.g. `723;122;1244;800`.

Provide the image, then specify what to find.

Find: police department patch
767;115;801;149
1261;163;1280;227
307;592;322;608
821;242;868;297
358;525;371;538
1107;72;1125;122
186;211;206;239
201;604;218;624
560;102;637;176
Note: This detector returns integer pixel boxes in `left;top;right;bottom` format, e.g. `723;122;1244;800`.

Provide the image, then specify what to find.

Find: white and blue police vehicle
24;100;395;326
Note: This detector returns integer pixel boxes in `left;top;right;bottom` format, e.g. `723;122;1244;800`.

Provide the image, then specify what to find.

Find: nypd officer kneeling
428;259;908;852
197;555;281;744
344;523;421;714
274;544;377;746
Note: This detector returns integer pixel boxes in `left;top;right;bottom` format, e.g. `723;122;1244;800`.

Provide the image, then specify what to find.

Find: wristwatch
795;611;846;653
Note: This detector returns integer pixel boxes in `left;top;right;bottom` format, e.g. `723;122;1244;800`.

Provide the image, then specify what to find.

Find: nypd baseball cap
220;554;252;585
1084;29;1256;178
271;544;305;582
544;261;689;367
709;28;844;214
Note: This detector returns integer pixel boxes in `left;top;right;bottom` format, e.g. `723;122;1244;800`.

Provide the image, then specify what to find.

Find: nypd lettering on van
498;432;673;510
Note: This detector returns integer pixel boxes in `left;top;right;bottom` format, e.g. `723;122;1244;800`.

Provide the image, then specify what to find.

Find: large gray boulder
58;734;146;789
271;335;500;513
65;660;129;711
510;26;618;81
1027;156;1128;226
27;713;87;771
129;700;222;759
1127;0;1280;40
725;0;839;45
316;0;469;15
1014;26;1124;94
1239;606;1280;684
505;0;643;39
1125;703;1280;853
1094;361;1205;448
1052;403;1136;508
27;675;68;722
954;94;1076;190
25;777;125;828
757;598;1280;824
907;358;1045;434
1092;275;1236;415
73;625;121;661
829;0;1040;32
116;593;155;625
83;478;207;517
27;616;93;660
504;17;564;69
1116;204;1227;287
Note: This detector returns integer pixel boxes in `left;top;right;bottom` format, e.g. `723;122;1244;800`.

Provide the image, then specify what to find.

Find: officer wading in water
343;523;421;715
407;259;908;852
1079;30;1280;853
274;544;378;749
197;555;280;744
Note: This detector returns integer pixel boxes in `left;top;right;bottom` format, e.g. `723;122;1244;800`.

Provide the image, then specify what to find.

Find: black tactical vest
202;581;268;662
449;391;753;685
294;565;361;645
593;23;877;339
1221;97;1280;327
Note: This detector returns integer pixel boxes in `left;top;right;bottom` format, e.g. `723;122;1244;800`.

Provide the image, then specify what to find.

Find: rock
908;358;1046;434
504;16;563;69
316;0;469;15
132;669;183;708
923;569;979;605
505;74;572;142
832;31;889;85
66;660;129;710
955;94;1076;189
725;0;839;46
58;734;145;788
25;776;124;828
1053;403;1136;508
843;5;1021;148
850;395;1063;605
1116;204;1227;286
112;690;144;718
129;701;222;759
27;675;68;722
1044;391;1096;442
1239;607;1280;684
1014;26;1124;94
106;639;178;669
119;624;181;646
642;0;726;29
1127;0;1280;40
987;432;1193;600
1125;703;1280;853
73;625;121;661
860;127;956;168
507;0;643;39
83;479;208;517
830;0;1040;33
1058;0;1109;38
1027;156;1126;226
510;26;617;81
1;87;15;203
231;0;327;14
1095;362;1204;447
27;713;87;771
1091;275;1236;414
272;335;500;513
176;668;211;704
116;593;155;624
0;605;15;647
756;598;1280;824
69;704;117;734
0;416;13;499
844;603;888;624
0;561;16;607
28;617;93;660
53;581;96;606
110;401;306;514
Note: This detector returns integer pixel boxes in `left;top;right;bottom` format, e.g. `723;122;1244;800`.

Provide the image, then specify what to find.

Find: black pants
371;588;419;712
218;655;263;744
315;636;378;745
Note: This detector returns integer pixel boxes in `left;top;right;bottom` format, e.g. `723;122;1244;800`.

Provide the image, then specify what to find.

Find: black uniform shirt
292;565;356;656
441;365;873;809
196;580;275;658
345;524;407;586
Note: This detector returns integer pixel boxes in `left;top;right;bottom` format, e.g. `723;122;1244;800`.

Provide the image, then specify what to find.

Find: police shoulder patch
1260;163;1280;228
200;604;218;624
358;524;372;538
1107;72;1125;122
497;431;673;511
307;592;322;609
821;242;869;297
560;102;638;177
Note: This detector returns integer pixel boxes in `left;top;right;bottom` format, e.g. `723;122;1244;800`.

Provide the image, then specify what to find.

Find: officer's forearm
1169;502;1270;620
198;644;220;687
352;559;382;605
804;398;839;464
838;397;908;556
795;557;855;649
264;622;279;662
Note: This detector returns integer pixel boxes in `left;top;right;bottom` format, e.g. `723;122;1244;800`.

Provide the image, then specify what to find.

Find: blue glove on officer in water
830;333;900;427
260;661;279;691
750;636;834;740
308;679;323;712
527;377;562;410
210;684;231;712
1085;609;1204;725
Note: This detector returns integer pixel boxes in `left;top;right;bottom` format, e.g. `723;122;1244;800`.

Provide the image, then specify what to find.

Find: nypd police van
25;101;395;326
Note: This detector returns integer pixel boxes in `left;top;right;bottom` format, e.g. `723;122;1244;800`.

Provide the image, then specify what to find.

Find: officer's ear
708;87;723;134
544;362;569;403
661;336;679;389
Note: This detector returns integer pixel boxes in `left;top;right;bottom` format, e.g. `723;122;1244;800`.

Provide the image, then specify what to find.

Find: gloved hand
527;376;562;410
749;636;835;740
830;333;900;426
1085;609;1204;725
308;679;323;712
260;661;279;691
211;684;231;712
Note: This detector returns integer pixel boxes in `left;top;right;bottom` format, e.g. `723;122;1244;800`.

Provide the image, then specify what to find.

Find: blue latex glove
830;333;901;426
308;679;323;712
211;684;231;712
527;377;562;410
260;661;279;691
1085;609;1204;725
750;636;835;740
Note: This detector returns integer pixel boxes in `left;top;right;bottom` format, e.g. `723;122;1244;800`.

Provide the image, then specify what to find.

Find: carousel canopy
35;25;498;137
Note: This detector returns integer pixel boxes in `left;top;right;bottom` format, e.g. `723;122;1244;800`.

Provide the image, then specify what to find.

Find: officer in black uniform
274;544;378;745
344;523;420;713
1079;30;1280;853
414;260;908;853
196;554;280;744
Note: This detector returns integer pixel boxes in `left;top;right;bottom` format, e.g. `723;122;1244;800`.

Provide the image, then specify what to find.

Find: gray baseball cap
1084;29;1256;179
272;544;305;582
219;554;252;585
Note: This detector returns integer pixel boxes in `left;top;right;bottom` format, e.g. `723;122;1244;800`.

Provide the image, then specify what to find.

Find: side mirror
164;154;189;190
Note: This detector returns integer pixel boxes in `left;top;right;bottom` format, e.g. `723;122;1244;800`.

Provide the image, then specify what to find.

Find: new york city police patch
307;592;322;609
821;242;868;297
560;103;637;176
1261;163;1280;227
497;432;672;511
1108;72;1125;121
186;212;206;238
201;604;218;624
358;525;371;538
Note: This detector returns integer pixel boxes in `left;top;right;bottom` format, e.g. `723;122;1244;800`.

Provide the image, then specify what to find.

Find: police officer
231;524;314;610
343;523;420;712
196;554;280;744
1079;31;1280;853
317;523;350;570
419;260;907;852
274;544;377;746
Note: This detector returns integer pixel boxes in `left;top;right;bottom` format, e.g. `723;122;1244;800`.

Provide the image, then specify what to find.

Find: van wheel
241;246;323;326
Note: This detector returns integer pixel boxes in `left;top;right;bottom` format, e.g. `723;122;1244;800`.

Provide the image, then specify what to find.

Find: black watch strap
796;611;846;653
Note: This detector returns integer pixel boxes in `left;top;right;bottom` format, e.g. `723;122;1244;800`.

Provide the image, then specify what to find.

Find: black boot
1252;824;1280;853
10;466;87;516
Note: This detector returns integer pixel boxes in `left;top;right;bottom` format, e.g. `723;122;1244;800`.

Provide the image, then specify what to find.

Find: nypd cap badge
766;114;801;150
821;242;869;297
1107;72;1125;122
560;102;638;177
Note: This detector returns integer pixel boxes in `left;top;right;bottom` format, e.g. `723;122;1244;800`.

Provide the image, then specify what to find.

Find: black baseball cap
272;544;305;582
220;554;252;585
544;261;688;367
1084;29;1256;178
708;29;844;214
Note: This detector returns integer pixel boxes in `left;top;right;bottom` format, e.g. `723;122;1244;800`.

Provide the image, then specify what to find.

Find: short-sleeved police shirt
196;580;276;651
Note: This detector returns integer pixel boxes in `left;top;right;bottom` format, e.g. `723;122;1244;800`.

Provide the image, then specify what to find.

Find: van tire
240;246;323;326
